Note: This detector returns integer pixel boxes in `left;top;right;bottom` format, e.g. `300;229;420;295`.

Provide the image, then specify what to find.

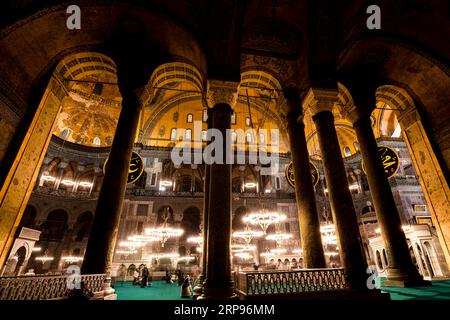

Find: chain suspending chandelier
145;207;184;247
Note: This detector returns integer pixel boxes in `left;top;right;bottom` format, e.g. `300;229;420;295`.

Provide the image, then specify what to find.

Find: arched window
93;83;103;95
343;146;352;157
170;128;177;141
41;209;69;241
203;109;208;122
231;132;237;142
382;249;389;268
187;113;193;123
231;113;236;125
259;133;265;144
201;130;207;141
93;137;101;146
60;129;70;139
185;129;192;140
246;133;252;143
245;117;251;127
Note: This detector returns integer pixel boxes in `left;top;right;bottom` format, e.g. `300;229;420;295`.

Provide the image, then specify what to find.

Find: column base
382;268;432;287
198;287;238;300
381;278;432;287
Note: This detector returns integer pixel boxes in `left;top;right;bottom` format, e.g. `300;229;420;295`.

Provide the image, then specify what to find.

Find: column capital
282;87;302;116
302;87;338;117
207;80;240;107
337;102;370;124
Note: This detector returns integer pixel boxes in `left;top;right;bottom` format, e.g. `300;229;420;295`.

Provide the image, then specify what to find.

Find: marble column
283;88;325;268
200;80;239;300
190;164;197;193
194;114;213;300
239;165;245;193
353;112;428;286
304;88;367;289
81;79;143;277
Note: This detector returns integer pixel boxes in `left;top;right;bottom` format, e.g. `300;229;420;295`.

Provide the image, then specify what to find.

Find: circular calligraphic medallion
285;161;319;188
361;146;400;179
103;151;144;184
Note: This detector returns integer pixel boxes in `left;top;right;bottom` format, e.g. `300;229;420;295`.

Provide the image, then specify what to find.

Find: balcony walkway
113;280;450;300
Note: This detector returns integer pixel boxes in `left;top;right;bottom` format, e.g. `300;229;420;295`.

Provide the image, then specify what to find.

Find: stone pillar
195;114;213;296
304;88;367;289
353;112;428;286
398;107;450;271
81;79;143;276
190;164;197;193
193;109;215;300
200;80;239;300
0;77;66;268
283;88;325;268
239;165;245;193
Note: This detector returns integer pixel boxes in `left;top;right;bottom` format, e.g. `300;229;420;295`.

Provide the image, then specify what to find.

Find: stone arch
40;209;69;242
375;250;383;270
233;206;250;230
73;211;93;242
127;264;137;276
156;206;175;225
19;205;37;230
338;81;450;271
180;206;201;241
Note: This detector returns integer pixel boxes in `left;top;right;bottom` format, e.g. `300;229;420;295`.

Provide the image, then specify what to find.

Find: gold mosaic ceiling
51;53;400;156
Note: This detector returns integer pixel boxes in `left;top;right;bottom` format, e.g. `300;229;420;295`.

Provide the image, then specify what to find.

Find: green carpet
114;280;450;300
380;280;450;300
114;280;189;300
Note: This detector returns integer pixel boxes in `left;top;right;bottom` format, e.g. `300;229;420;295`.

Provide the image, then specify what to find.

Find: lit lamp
234;252;253;260
41;174;56;182
159;180;173;191
270;248;287;254
244;182;257;189
265;233;293;245
145;207;184;247
187;236;203;245
78;181;93;188
35;253;54;265
232;228;263;245
62;256;83;263
61;179;75;186
243;210;287;233
231;244;256;252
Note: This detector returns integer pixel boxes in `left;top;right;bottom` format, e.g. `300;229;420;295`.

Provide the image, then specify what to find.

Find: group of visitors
162;268;194;298
132;265;152;288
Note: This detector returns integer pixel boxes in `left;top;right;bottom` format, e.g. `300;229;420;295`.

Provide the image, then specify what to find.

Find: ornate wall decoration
207;80;240;107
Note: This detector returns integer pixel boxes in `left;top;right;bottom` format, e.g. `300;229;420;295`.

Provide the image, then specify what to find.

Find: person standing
141;266;149;288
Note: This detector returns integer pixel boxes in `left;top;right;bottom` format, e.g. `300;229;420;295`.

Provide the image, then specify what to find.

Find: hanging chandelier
232;227;264;245
234;252;253;260
145;207;183;247
265;233;293;244
35;251;54;264
243;210;287;233
320;223;338;245
145;226;184;247
127;235;159;243
116;239;146;255
62;256;83;263
270;248;287;254
187;235;203;245
231;244;257;252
